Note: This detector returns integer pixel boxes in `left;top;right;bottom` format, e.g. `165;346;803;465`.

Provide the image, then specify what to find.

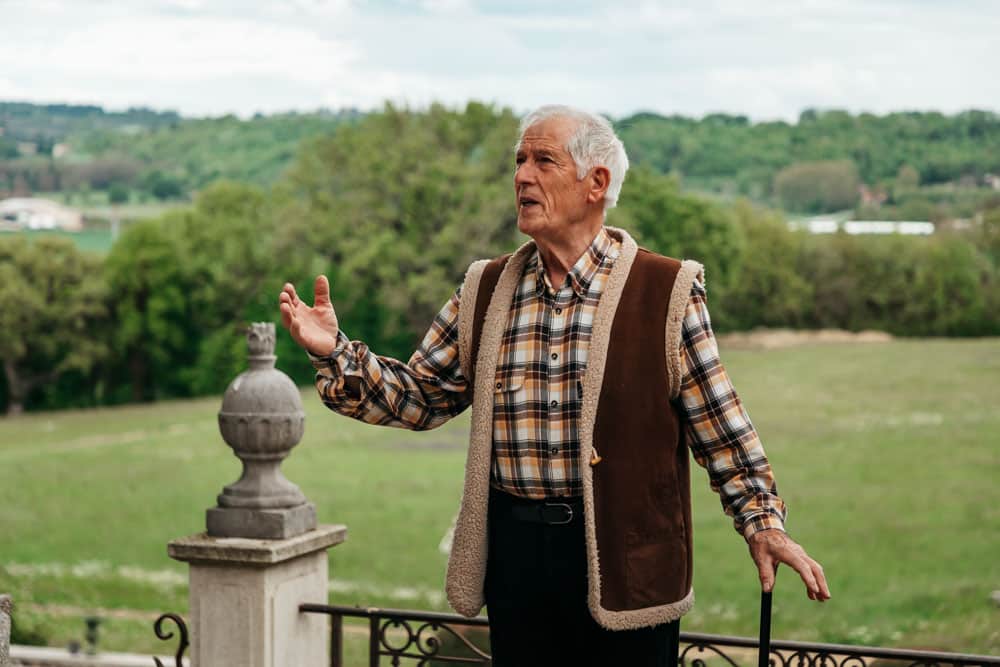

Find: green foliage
5;103;1000;413
719;201;814;330
774;160;860;213
9;608;51;646
102;181;286;401
610;166;746;320
894;164;920;193
278;101;522;358
0;101;179;144
0;134;19;159
70;110;359;196
0;236;107;414
615;109;1000;209
794;232;997;336
107;182;129;204
142;170;184;200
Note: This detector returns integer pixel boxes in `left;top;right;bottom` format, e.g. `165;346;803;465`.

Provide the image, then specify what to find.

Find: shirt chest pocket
492;365;526;407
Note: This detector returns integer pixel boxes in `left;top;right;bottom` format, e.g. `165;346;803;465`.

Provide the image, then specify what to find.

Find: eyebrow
515;147;559;162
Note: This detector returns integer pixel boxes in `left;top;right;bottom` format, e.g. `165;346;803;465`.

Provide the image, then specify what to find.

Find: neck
534;221;603;289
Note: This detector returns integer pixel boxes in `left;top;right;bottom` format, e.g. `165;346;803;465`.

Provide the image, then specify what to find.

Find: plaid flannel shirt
310;228;786;538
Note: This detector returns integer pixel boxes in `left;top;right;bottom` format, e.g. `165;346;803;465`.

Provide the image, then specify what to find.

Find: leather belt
508;499;583;525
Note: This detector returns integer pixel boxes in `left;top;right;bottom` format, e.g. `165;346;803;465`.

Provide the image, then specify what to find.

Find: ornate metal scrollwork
300;602;1000;667
680;639;743;667
376;616;491;665
152;613;189;667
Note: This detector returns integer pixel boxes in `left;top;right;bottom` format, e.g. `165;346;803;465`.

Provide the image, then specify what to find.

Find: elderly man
279;105;829;666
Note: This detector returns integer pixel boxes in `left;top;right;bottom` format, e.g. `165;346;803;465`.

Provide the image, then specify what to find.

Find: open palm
279;275;340;357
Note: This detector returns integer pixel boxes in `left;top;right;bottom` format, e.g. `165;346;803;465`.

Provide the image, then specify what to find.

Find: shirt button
550;399;558;408
551;352;558;360
550;446;560;455
555;307;562;315
495;382;502;390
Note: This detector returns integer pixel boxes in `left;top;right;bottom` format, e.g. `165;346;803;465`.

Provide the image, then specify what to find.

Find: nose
514;161;535;188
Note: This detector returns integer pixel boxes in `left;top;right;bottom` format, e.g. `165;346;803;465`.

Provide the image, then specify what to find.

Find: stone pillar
169;324;346;667
1;594;11;667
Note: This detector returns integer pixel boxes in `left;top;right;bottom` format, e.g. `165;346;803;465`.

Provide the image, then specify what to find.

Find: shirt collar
534;226;619;298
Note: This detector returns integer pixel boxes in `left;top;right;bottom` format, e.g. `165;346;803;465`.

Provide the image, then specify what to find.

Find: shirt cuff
307;330;351;369
741;511;787;541
308;330;365;405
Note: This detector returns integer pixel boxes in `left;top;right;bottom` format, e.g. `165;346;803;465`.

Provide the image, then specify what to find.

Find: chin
517;212;544;237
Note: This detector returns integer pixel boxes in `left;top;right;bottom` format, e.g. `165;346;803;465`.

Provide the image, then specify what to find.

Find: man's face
514;117;592;239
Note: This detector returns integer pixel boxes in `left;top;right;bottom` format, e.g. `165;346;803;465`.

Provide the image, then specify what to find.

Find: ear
586;166;611;205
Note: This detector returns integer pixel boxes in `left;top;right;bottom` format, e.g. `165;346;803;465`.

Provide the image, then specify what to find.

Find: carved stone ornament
208;323;316;539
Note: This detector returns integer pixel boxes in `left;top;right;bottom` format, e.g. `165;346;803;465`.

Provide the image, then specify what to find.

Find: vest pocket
624;529;689;608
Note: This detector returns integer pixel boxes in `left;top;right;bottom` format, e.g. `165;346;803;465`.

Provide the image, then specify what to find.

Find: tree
773;160;860;213
0;237;107;415
103;217;192;402
103;181;284;400
277;102;522;358
895;164;920;192
609;166;746;326
142;170;184;200
108;182;129;204
720;200;813;329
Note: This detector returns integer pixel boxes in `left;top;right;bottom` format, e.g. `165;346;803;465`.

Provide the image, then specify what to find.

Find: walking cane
758;590;773;667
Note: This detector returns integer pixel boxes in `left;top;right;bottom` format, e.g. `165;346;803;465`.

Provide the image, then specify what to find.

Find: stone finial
248;322;277;361
207;323;315;539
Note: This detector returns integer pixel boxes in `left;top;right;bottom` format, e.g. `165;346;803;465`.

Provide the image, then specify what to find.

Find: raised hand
279;275;340;357
748;529;830;601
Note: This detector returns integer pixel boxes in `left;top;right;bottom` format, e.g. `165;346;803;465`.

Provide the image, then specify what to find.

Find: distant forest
2;102;999;221
2;102;999;414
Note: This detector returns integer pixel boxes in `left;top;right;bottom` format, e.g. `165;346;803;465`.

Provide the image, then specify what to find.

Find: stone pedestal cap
169;525;347;566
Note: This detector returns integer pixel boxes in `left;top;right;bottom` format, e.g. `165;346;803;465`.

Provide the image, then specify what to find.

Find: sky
2;0;998;121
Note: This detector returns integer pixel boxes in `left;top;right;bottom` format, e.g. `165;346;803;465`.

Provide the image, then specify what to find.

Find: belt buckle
543;502;573;525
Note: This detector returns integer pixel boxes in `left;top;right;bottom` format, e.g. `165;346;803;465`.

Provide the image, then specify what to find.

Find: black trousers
484;489;680;667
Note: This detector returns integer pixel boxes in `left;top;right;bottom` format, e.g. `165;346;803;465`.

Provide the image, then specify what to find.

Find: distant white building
790;218;934;236
0;198;84;232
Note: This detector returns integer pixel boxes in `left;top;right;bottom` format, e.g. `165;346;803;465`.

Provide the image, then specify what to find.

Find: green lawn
1;339;998;657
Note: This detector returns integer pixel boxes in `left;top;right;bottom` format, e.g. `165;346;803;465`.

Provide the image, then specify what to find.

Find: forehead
517;116;576;154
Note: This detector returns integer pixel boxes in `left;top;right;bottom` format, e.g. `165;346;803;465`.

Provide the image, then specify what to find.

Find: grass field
1;339;998;659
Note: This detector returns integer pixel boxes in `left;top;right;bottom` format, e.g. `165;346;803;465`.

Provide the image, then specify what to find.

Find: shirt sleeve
676;279;787;539
307;287;471;430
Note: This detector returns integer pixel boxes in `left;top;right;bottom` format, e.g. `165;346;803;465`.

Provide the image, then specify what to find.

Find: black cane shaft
758;590;773;667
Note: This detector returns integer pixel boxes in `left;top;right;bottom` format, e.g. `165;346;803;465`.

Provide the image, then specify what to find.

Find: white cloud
0;0;997;119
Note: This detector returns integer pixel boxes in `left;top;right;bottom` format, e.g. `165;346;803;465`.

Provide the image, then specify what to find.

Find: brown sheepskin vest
445;227;704;630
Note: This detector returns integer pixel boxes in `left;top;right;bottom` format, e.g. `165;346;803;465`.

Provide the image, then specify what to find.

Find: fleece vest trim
445;226;704;630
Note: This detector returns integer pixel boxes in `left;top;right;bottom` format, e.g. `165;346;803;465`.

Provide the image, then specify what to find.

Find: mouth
518;196;541;210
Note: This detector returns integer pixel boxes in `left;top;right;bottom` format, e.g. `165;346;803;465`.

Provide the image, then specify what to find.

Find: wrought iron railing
298;602;1000;667
152;613;189;667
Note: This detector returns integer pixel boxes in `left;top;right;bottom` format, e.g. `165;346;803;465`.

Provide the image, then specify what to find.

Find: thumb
314;274;331;306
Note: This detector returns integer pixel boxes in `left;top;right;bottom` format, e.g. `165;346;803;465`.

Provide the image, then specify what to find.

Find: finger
790;556;820;600
756;555;776;592
279;302;294;329
811;561;831;600
283;282;301;306
314;274;331;307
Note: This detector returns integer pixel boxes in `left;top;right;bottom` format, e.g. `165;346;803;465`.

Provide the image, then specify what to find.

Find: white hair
517;105;630;210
